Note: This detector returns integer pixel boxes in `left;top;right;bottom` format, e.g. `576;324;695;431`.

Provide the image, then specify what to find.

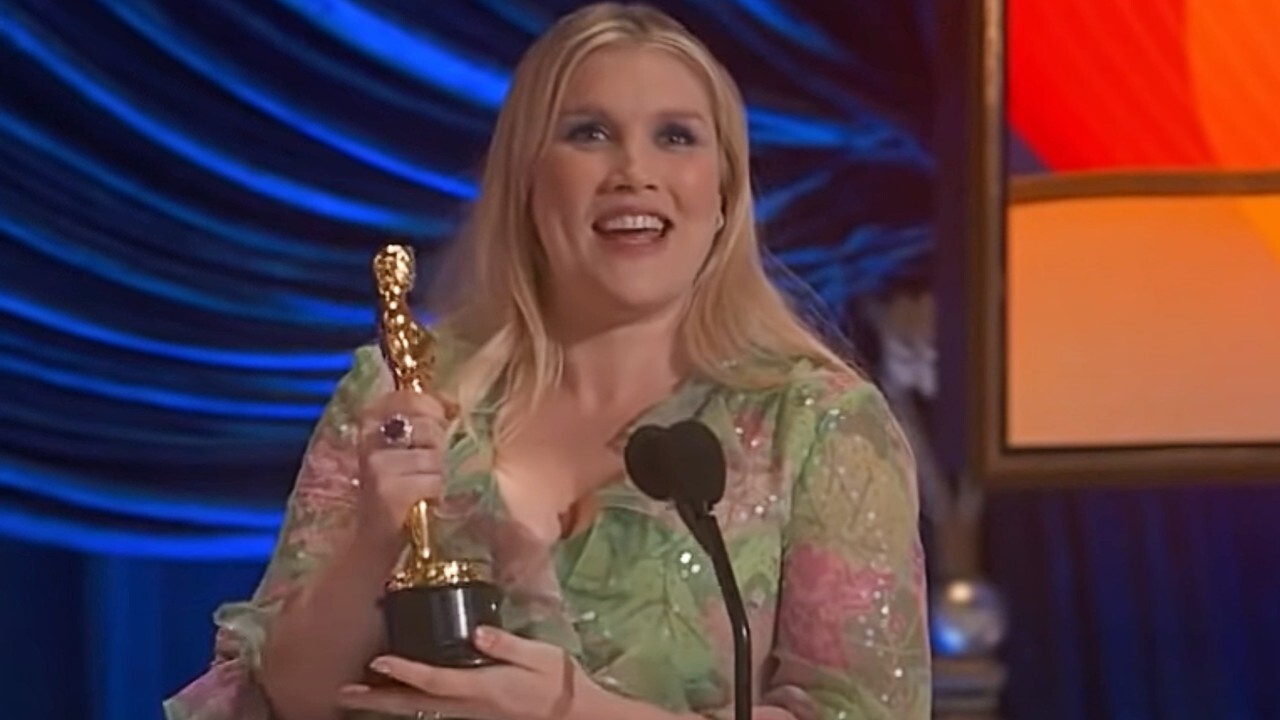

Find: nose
604;140;658;193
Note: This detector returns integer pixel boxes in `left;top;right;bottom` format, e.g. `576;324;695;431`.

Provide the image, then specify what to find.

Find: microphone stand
676;504;751;720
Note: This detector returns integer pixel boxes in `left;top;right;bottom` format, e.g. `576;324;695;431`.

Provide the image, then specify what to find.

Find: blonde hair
430;2;856;437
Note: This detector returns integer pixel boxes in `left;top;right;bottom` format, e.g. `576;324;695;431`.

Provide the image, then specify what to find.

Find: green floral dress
164;339;931;720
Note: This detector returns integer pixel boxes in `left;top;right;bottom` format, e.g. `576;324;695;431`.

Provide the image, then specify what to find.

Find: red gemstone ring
379;413;414;448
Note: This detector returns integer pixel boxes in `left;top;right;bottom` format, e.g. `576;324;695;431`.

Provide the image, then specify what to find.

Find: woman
164;3;931;719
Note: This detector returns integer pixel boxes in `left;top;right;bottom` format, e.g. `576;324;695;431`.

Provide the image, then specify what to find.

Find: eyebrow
557;105;710;124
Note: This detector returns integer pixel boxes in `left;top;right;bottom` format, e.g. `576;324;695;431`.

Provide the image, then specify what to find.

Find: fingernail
370;658;392;674
472;626;492;647
340;684;370;694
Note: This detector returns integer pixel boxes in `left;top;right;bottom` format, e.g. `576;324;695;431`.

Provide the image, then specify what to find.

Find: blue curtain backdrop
1;2;1276;720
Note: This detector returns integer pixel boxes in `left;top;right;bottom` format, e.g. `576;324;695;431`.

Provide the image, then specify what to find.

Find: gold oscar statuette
372;243;502;669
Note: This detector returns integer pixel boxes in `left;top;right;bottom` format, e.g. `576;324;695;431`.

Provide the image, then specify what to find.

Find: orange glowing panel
1005;194;1280;447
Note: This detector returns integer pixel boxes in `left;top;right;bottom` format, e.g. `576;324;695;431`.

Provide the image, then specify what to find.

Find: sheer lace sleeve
762;377;931;720
163;346;385;720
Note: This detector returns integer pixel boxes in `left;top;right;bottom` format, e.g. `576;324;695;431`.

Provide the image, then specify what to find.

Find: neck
549;303;688;412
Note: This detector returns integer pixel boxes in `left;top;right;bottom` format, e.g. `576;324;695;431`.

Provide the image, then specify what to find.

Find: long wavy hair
429;2;857;438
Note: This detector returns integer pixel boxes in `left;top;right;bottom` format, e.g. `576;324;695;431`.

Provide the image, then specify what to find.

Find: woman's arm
164;346;391;720
259;518;400;720
761;376;932;720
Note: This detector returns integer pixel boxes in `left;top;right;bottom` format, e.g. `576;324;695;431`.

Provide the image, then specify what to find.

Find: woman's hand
337;626;606;720
355;389;450;554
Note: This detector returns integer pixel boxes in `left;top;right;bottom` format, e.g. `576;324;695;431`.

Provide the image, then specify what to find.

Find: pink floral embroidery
778;542;894;669
716;407;785;529
734;406;768;449
296;428;358;494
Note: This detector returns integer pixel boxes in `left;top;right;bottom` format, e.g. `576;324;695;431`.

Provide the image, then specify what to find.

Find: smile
592;212;672;244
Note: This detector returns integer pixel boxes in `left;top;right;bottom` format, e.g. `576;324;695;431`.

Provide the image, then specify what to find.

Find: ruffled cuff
163;600;277;720
162;656;272;720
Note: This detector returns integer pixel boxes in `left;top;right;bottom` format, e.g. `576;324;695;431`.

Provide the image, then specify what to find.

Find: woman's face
529;44;722;328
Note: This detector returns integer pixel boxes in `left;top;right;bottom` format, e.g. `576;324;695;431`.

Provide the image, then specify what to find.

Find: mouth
591;212;672;245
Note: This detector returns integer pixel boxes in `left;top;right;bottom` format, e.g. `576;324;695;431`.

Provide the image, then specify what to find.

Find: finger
361;471;445;520
470;625;563;672
360;413;447;451
336;684;467;718
366;448;444;477
368;656;481;699
374;472;445;507
359;389;448;434
376;390;449;422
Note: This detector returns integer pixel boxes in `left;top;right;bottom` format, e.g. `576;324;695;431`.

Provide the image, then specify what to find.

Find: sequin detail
164;343;931;720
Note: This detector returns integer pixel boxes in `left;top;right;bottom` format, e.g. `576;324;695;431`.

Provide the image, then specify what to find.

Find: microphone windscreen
663;420;727;506
623;425;671;501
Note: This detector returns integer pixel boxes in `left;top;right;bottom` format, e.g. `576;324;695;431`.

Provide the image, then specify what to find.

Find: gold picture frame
932;0;1280;488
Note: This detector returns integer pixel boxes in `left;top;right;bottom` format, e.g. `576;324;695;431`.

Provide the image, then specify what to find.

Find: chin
589;286;690;324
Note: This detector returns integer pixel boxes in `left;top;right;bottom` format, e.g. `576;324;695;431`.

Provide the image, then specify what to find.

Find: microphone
624;420;751;720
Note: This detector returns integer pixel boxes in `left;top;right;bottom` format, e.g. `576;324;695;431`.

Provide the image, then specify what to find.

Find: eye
565;121;609;143
657;123;699;147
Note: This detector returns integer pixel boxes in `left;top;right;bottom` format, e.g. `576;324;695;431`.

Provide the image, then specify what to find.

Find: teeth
598;214;666;232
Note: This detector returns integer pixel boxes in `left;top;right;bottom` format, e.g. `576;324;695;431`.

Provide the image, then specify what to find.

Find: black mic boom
624;421;751;720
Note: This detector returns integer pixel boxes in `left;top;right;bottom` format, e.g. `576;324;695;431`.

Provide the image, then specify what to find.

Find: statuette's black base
381;581;503;668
